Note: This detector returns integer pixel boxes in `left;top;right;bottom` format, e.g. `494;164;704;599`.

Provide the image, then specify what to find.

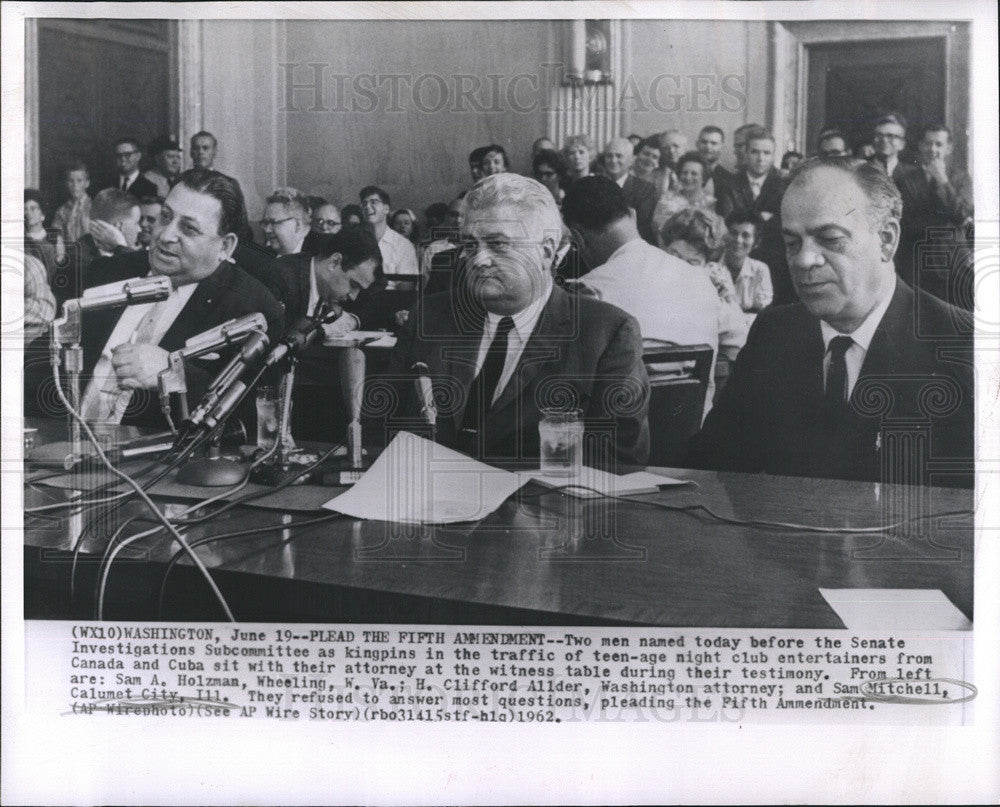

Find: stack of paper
520;467;686;499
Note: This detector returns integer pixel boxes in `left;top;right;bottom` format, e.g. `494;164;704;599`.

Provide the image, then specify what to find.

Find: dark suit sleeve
716;184;736;218
589;312;650;466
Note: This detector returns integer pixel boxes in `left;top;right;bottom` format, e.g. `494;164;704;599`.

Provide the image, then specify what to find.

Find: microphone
77;275;172;312
178;312;268;358
412;362;437;427
183;331;270;431
263;301;341;367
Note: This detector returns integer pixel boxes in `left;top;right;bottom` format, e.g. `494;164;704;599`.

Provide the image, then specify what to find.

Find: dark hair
24;188;46;214
634;136;661;157
482;145;510;169
176;168;248;236
63;159;89;178
532;148;568;179
746;129;775;147
91;188;139;223
340;204;364;225
468;146;491;165
818;126;846;143
874;112;907;133
780;150;803;169
304;195;328;215
359;185;390;206
735;123;767;140
311;225;383;272
724;209;764;232
786;156;903;228
423;202;450;228
661;208;727;261
137;195;163;206
920;122;952;141
562;175;631;230
113;137;142;153
191;130;218;146
698;125;725;140
675;151;707;174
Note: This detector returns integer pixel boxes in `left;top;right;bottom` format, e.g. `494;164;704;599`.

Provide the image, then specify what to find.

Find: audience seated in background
311;201;342;234
52;161;92;244
420;200;460;276
780;151;804;176
340;204;364;228
562;134;595;185
869;112;918;186
143;135;184;200
687;157;973;487
531;136;555;157
389;208;419;243
480;145;510;177
109;137;158;199
600;137;658;244
531;148;568;207
190;130;218;170
660;208;749;396
468;146;490;184
23;189;64;284
23;253;56;345
563;176;722;418
361;185;419;276
732;123;767;174
261;187;311;256
721;210;773;313
389;172;650;467
656;129;687;180
816;127;849;158
137;196;162;251
650;151;716;242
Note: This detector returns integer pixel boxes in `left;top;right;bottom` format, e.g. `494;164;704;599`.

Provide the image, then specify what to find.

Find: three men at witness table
390;173;650;467
687;156;973;487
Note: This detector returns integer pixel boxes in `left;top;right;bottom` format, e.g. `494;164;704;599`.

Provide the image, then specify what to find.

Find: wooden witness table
23;419;974;627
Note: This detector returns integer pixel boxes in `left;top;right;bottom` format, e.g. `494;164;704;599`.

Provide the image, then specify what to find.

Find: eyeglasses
313;219;341;228
259;217;295;229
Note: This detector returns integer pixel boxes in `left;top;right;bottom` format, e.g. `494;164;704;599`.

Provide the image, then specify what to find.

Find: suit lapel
161;262;234;351
296;253;312;319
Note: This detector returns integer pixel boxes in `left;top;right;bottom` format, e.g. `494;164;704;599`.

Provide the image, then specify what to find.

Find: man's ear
220;232;238;260
879;219;900;263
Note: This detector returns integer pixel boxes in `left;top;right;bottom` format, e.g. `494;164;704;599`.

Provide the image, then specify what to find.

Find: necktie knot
824;335;854;412
829;335;853;360
495;316;514;339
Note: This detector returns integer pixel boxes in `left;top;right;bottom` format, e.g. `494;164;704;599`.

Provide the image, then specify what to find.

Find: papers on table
819;588;973;631
322;431;524;524
321;330;397;348
519;467;687;499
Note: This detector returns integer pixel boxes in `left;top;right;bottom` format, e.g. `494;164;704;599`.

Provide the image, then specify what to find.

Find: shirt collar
121;169;139;184
819;275;896;352
485;276;553;341
615;173;628;188
601;236;646;269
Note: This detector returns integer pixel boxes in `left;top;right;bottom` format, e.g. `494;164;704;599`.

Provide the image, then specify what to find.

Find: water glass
539;408;584;477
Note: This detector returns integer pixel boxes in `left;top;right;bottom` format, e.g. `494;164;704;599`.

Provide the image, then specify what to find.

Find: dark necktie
460;316;514;438
824;335;854;416
121;176;128;191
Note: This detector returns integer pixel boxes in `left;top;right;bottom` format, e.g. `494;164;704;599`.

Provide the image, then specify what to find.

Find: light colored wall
281;20;551;214
622;20;770;169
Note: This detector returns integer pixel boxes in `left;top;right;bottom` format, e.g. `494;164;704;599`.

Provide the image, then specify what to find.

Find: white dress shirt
730;256;773;312
80;281;197;422
378;227;419;275
307;258;359;336
819;277;896;398
118;170;140;191
474;279;553;405
746;172;766;199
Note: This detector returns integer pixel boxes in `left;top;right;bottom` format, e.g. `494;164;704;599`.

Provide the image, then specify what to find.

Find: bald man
601;137;658;244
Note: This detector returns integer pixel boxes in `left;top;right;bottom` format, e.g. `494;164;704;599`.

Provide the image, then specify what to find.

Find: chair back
642;340;714;467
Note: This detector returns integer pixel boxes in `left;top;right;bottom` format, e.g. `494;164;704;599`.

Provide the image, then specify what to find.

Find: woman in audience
660;208;749;396
721;210;773;314
23;189;65;283
420;201;458;275
389;208;419;242
562;134;595;185
531;148;568;206
631;136;672;194
650;151;715;244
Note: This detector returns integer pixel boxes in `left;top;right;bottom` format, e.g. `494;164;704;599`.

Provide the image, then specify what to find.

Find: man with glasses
109;137;158;199
360;185;418;276
869;113;918;187
311;202;342;235
261;187;311;257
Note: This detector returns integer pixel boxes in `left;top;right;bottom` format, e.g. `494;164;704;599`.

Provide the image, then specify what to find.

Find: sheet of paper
322;330;397;348
519;467;688;499
819;588;973;631
322;431;524;523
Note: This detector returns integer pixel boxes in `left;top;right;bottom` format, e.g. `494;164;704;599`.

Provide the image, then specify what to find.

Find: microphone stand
40;301;89;469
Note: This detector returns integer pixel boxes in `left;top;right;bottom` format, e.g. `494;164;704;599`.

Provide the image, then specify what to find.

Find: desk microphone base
176;456;246;487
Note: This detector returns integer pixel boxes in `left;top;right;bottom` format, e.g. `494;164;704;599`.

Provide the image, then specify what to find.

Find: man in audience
870;113;917;186
480;145;510;177
109;138;158;199
311;201;342;234
52;160;92;244
657;129;687;175
687;157;972;487
895;123;974;307
261;187;312;256
817;128;850;158
733;123;767;174
563;176;721;417
70;169;284;430
390;173;649;467
137;196;162;250
531;136;555;157
143;135;184;199
601;137;658;244
360;185;419;275
190;130;218;170
696;125;734;201
468;146;490;184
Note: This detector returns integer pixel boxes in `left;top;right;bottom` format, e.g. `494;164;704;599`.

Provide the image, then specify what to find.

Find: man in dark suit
69;170;284;430
869;113;919;188
895;123;974;308
716;130;794;304
696;125;734;202
108;138;159;199
601;137;658;244
388;173;650;468
687;157;973;488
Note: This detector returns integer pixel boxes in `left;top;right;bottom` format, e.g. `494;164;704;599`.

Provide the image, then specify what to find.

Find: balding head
602;137;635;181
